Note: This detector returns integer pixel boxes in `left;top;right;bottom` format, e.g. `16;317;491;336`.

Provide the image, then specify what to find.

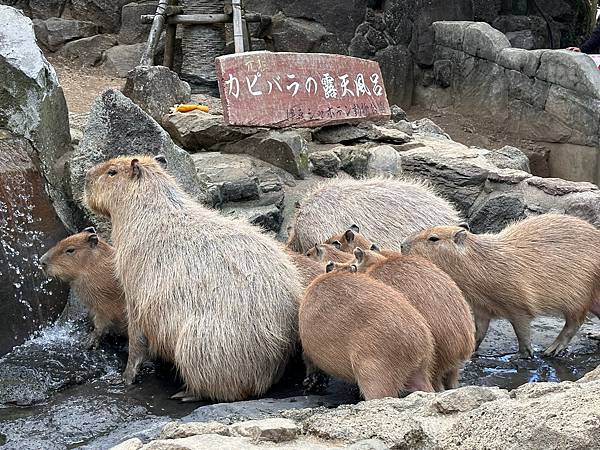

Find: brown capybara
287;177;461;253
84;155;302;402
350;247;475;390
304;243;354;263
39;227;126;349
285;249;324;288
325;225;374;253
300;266;435;399
402;214;600;358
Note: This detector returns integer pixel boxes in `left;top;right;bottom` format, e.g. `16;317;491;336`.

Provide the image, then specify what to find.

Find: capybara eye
428;236;440;242
107;169;118;177
65;247;76;254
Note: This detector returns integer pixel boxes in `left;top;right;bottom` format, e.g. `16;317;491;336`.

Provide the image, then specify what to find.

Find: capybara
286;177;460;253
350;247;475;390
39;227;126;349
402;214;600;358
325;224;373;253
84;155;302;401
285;249;324;288
299;269;435;399
304;243;354;263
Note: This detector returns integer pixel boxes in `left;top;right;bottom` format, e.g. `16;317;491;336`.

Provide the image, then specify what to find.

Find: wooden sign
216;51;391;127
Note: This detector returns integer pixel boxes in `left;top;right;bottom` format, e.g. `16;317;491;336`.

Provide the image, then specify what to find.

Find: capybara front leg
510;316;533;358
302;354;329;394
474;312;491;351
85;316;110;350
543;315;584;357
443;368;461;390
122;327;147;385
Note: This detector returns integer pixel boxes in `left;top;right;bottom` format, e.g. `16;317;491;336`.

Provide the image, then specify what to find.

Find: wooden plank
231;0;244;53
140;0;168;66
140;13;263;25
216;51;391;127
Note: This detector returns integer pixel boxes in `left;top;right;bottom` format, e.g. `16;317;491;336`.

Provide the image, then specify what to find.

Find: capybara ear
154;154;168;168
353;247;365;263
88;233;99;248
83;226;96;234
458;222;470;232
453;229;468;245
370;243;381;252
131;158;142;179
314;243;323;257
350;264;357;273
331;240;342;249
325;261;335;273
349;224;360;233
344;229;355;243
294;201;301;209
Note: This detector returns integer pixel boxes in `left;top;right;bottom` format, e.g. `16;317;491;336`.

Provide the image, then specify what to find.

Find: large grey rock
229;418;299;442
159;422;229;440
122;65;191;124
163;111;261;151
224;130;310;179
463;22;511;61
312;124;369;144
375;44;413;107
483;145;531;172
492;15;549;49
58;34;118;66
0;132;69;356
309;150;341;178
34;17;98;51
103;43;145;77
67;0;132;33
496;47;543;77
536;50;600;99
70;89;208;230
366;144;401;177
0;6;73;227
432;21;473;50
118;1;157;45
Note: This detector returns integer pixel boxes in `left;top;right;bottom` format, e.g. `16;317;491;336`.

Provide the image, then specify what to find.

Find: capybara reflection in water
40;227;126;349
402;214;600;358
84;155;302;402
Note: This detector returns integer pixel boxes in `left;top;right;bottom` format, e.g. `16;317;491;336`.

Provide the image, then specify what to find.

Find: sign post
216;51;391;128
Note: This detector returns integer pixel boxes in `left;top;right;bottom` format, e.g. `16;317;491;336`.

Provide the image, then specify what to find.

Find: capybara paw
303;372;329;394
517;346;534;359
122;370;137;385
543;342;567;357
170;390;188;400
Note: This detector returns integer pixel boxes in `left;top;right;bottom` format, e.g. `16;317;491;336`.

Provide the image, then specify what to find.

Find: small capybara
325;224;373;253
299;268;435;399
402;214;600;357
304;243;354;263
286;177;460;253
39;227;126;349
84;155;302;402
285;249;324;288
350;247;475;390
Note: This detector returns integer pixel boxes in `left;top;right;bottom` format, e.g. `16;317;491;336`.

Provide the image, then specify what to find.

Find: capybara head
352;247;387;273
401;223;471;261
39;227;103;282
325;225;373;253
305;243;339;262
84;154;169;218
325;260;356;274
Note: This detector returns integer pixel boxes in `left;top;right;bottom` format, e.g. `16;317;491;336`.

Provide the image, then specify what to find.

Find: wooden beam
231;0;244;52
163;0;177;69
140;12;263;25
140;0;168;66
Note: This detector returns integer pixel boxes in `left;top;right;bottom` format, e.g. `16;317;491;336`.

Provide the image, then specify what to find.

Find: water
0;309;598;449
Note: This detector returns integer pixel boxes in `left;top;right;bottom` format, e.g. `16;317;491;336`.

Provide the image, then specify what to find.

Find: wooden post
163;0;177;68
140;0;168;66
231;0;244;52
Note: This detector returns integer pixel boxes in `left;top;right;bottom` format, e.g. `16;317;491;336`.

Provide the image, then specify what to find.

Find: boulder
27;0;67;19
312;124;369;144
463;22;511;61
367;124;411;144
0;6;73;226
159;422;229;440
366;144;401;176
337;145;371;178
118;1;157;45
67;0;133;33
122;65;191;124
58;34;118;66
309;150;342;177
0;132;69;356
163;111;261;151
229;418;299;442
390;105;407;122
224;130;310;179
535;50;600;99
375;44;413;107
34;17;98;51
103;43;146;77
70;89;208;230
483;145;530;172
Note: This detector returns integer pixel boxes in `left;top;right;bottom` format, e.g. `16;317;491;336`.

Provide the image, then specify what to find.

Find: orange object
174;104;209;113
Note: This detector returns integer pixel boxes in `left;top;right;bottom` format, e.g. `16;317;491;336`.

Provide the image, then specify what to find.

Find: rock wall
414;21;600;184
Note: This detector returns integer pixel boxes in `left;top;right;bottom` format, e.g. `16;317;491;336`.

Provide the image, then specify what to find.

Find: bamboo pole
140;0;168;66
231;0;244;52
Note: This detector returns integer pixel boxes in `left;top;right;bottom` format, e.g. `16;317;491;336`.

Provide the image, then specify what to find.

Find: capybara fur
304;243;354;264
351;247;475;390
40;228;126;349
326;224;373;253
299;270;435;399
287;177;460;253
84;155;302;401
402;214;600;358
285;249;324;288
